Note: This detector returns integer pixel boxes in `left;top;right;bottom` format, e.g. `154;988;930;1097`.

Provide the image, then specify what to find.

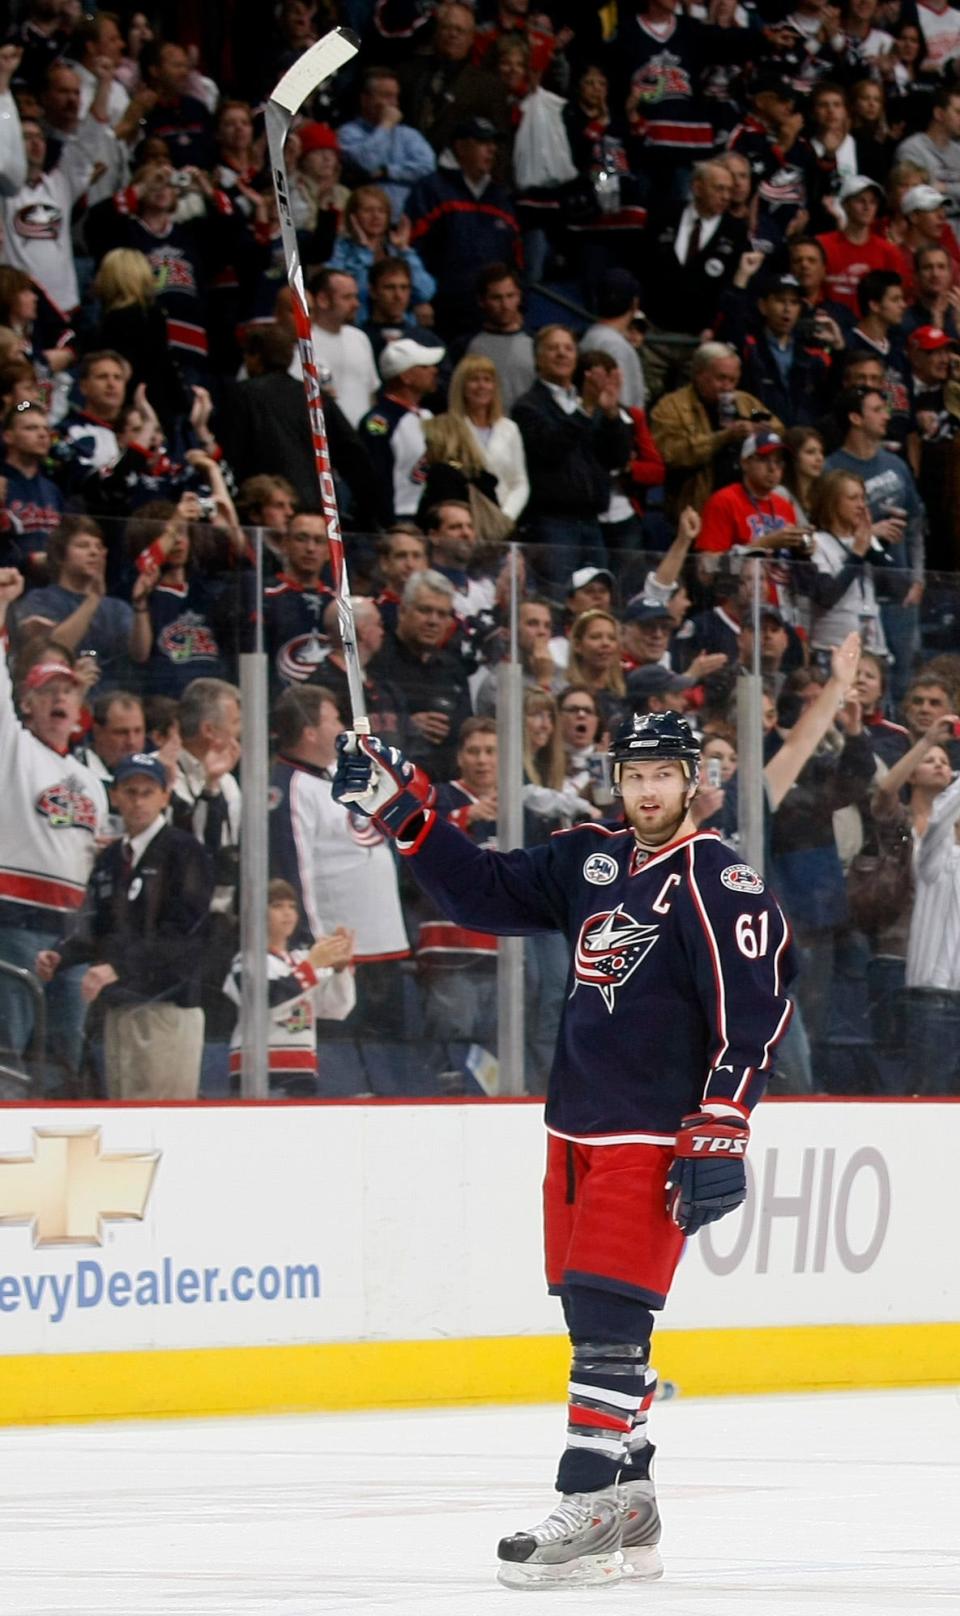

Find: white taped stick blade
269;27;360;115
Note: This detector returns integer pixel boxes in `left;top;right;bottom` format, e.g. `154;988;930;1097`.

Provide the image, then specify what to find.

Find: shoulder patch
365;413;389;435
721;863;764;895
583;851;619;885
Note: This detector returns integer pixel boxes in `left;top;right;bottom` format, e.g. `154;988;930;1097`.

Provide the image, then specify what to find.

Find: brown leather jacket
650;384;784;516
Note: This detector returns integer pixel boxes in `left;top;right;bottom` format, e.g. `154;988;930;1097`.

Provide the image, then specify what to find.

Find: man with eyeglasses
369;568;473;780
0;399;64;574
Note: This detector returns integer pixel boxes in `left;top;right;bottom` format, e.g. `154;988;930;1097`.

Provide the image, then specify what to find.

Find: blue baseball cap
112;752;168;789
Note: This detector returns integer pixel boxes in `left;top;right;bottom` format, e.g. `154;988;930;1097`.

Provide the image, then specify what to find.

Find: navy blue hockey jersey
398;815;797;1141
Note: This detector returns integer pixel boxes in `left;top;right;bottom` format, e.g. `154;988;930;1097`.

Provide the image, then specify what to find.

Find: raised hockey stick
266;27;370;733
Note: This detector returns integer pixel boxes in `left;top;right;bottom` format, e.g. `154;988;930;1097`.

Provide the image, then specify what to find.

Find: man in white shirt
0;115;91;312
41;60;126;209
65;11;129;127
0;44;27;199
359;337;445;522
306;267;380;429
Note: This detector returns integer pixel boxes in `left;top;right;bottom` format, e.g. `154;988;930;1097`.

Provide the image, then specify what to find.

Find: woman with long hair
524;689;567;792
417;413;503;528
802;468;890;654
445;355;529;520
566;608;627;729
329;184;434;323
781;425;825;524
90;249;187;437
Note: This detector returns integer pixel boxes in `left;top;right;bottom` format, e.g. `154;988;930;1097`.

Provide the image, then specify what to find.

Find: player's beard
624;794;689;848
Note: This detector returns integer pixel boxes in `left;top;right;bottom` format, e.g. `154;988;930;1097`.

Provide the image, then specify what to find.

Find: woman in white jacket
448;354;530;522
801;469;891;658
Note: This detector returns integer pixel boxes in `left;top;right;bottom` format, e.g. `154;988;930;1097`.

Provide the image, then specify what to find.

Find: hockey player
331;709;796;1589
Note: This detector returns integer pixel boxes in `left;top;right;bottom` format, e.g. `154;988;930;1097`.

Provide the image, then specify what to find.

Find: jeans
880;600;920;705
0;923;86;1091
902;988;960;1095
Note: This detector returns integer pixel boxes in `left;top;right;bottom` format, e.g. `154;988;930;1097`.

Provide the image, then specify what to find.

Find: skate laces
526;1494;599;1545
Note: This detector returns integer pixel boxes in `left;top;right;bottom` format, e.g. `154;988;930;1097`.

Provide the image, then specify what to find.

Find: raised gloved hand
666;1109;749;1236
332;732;434;838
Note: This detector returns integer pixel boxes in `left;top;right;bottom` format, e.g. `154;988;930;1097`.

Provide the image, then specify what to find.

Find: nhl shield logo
573;907;659;1012
583;852;618;885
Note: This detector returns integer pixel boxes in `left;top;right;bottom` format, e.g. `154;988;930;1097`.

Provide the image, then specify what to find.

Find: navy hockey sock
556;1287;656;1494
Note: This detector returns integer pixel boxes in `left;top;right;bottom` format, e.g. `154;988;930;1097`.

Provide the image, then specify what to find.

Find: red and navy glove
332;733;434;838
666;1109;750;1236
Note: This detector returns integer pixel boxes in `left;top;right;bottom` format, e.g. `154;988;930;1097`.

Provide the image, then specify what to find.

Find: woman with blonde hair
90;249;187;434
329;183;434;322
566;607;627;728
446;354;529;521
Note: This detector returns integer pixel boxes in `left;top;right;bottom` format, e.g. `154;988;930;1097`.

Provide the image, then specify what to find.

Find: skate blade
621;1543;664;1580
497;1549;623;1590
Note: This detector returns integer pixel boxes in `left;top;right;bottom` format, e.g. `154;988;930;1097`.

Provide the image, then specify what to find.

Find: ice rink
1;1386;958;1615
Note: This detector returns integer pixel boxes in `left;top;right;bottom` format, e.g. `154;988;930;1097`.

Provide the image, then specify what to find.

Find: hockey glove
332;733;434;838
666;1110;750;1236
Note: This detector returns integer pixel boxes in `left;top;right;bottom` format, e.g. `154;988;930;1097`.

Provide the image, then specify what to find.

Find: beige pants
104;1004;204;1100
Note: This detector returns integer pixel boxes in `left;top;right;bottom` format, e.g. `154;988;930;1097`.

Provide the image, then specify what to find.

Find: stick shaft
266;29;369;732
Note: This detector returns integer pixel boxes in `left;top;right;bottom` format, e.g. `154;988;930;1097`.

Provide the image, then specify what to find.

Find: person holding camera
650;340;784;516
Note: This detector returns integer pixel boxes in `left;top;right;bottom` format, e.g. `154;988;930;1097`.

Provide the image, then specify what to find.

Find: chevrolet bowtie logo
0;1129;160;1247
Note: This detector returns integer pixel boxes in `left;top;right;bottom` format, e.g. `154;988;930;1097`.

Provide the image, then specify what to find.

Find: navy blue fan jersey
398;816;797;1141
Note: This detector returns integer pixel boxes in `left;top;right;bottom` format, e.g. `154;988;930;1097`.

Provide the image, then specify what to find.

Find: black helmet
609;711;701;785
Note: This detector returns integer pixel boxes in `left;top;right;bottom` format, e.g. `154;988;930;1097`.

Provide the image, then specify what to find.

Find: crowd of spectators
3;0;960;1100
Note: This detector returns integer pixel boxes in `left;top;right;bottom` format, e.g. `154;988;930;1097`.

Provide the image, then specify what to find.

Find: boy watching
223;879;354;1096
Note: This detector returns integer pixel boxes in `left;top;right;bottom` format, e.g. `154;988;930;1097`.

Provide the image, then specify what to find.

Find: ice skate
496;1487;624;1589
618;1444;664;1580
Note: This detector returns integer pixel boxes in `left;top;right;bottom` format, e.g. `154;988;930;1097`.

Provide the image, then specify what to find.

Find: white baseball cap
838;174;882;203
379;338;445;381
902;184;948;216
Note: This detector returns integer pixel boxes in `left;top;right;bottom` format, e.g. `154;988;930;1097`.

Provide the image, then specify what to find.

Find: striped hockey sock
556;1341;651;1495
623;1364;659;1466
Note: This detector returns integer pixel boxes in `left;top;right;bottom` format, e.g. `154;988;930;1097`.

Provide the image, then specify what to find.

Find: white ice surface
0;1388;958;1615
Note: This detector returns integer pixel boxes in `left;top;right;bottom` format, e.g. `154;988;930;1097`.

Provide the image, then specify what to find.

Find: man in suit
641;160;750;353
513;325;634;592
36;753;214;1099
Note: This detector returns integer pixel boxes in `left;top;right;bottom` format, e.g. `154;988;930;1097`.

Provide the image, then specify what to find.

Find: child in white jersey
224;880;355;1096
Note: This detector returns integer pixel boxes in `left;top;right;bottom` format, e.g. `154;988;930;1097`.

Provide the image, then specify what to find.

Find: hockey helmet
608;711;701;791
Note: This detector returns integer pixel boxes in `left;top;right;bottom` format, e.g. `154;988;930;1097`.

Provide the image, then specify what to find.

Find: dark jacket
56;824;213;1008
641;204;749;334
215;373;380;527
406;167;520;335
368;629;472;782
512;381;633;521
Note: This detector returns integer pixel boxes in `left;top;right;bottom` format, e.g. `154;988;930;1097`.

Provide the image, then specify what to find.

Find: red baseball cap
297;121;339;155
23;662;82;690
908;325;957;352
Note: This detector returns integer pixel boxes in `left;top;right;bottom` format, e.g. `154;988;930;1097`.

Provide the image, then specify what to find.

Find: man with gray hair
640;159;750;393
650;341;783;515
368;569;473;780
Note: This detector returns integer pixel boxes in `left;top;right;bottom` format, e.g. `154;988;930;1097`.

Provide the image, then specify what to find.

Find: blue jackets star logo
573;907;660;1012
